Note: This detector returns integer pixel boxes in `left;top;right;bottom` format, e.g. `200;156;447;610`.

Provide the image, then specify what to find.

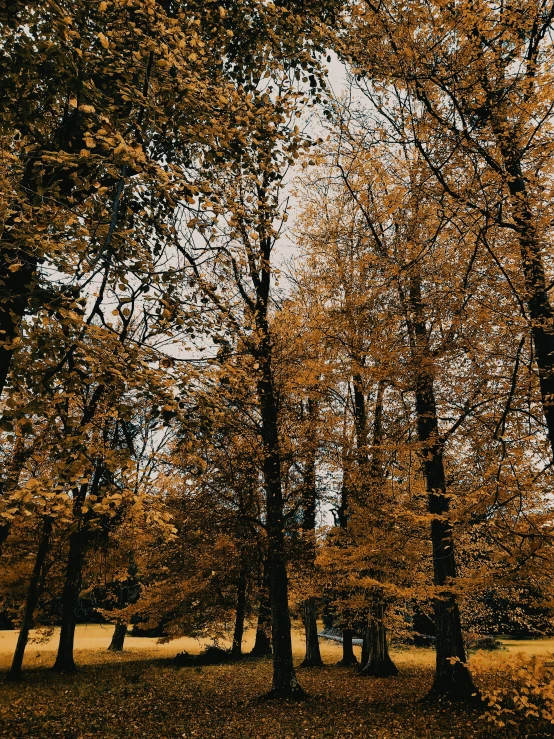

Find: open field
1;626;553;739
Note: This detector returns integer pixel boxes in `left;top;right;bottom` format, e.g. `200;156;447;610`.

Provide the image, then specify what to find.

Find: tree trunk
262;437;303;695
8;517;52;680
359;599;398;677
52;524;84;673
52;468;99;674
255;268;304;698
265;543;304;698
408;274;477;701
0;523;9;553
108;620;127;652
251;569;272;657
231;567;247;659
299;398;323;669
301;596;323;667
338;628;358;666
361;622;370;668
502;154;554;460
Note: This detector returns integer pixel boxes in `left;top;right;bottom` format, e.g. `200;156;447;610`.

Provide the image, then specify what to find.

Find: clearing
0;626;552;739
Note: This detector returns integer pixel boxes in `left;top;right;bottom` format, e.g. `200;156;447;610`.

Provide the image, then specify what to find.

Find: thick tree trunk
408;275;477;701
108;620;127;652
300;596;323;667
231;568;247;659
338;628;358;666
8;517;52;680
359;599;398;677
0;523;9;553
266;543;304;698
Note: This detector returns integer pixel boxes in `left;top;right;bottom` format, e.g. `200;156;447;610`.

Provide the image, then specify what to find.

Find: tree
336;0;554;462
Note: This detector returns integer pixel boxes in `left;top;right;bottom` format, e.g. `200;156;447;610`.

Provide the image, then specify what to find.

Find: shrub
173;645;233;666
473;652;554;737
464;633;503;651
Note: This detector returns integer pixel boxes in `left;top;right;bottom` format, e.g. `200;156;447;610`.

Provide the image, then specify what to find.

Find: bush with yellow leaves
473;651;554;736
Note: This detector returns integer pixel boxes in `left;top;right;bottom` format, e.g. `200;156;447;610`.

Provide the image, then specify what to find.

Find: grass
0;625;552;738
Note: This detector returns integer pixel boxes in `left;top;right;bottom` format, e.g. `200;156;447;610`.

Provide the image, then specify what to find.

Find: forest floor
0;626;552;739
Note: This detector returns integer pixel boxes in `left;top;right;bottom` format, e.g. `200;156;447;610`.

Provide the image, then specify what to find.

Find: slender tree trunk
299;398;323;669
231;567;247;659
301;596;323;667
358;382;398;678
501;153;554;460
359;599;398;677
52;465;101;674
108;620;127;652
361;622;370;668
8;517;52;680
52;524;84;673
335;414;357;666
251;566;272;657
257;318;304;698
407;274;477;701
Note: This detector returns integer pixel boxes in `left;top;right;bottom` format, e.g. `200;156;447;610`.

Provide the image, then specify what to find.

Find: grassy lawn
0;626;552;738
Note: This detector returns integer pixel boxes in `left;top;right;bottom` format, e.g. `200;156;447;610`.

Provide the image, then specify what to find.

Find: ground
0;626;552;738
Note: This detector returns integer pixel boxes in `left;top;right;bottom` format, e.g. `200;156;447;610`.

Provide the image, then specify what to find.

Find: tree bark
52;467;100;673
502;152;554;460
8;516;52;680
335;411;357;667
108;620;128;652
0;523;9;553
338;628;358;666
352;375;398;677
300;596;323;667
359;599;398;677
254;233;304;699
52;523;84;673
299;398;324;669
361;624;369;668
407;274;477;701
251;566;272;657
231;567;247;659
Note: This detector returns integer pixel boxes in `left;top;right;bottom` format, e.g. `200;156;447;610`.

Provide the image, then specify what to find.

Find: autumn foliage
1;1;554;735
